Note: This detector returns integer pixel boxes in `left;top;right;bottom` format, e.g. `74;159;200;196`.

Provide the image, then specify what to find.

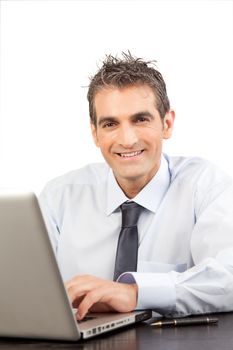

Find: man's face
91;84;174;190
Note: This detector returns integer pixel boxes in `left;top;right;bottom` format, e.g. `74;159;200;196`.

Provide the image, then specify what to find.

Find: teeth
119;151;142;158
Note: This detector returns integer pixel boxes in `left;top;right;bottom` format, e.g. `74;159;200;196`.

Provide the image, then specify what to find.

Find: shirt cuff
118;272;176;313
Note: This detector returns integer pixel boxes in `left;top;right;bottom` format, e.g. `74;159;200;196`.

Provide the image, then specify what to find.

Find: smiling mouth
116;150;144;158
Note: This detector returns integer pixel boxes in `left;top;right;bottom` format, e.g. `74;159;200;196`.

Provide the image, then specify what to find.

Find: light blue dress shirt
39;154;233;316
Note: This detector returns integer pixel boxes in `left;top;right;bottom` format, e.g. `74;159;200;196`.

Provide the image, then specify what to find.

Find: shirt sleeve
118;271;176;313
119;174;233;316
38;186;60;253
119;251;233;316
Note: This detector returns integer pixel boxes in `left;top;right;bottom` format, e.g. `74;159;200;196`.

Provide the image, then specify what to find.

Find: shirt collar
106;154;171;215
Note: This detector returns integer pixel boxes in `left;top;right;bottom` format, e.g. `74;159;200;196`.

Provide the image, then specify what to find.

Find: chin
119;171;146;182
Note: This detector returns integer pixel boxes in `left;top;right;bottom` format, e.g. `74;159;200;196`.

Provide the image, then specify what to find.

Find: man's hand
65;275;138;320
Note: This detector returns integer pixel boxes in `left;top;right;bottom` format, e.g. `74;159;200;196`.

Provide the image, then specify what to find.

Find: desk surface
0;312;233;350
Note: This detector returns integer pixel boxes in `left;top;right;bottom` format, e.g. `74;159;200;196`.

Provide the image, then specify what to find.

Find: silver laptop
0;190;151;341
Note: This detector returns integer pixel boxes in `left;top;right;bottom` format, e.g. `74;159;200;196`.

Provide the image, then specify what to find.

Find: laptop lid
0;190;80;340
0;190;151;341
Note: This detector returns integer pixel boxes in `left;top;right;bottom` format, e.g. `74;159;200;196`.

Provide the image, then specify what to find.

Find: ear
162;110;175;139
91;122;100;147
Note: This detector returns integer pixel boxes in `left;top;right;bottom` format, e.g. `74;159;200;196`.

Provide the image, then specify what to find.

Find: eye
103;122;117;128
135;116;148;123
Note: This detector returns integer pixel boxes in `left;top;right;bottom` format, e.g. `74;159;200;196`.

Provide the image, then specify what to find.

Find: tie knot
121;201;142;228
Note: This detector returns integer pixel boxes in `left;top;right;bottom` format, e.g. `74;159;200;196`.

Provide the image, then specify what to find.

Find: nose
118;124;138;148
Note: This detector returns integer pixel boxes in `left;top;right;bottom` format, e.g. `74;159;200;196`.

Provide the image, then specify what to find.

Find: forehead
94;84;157;118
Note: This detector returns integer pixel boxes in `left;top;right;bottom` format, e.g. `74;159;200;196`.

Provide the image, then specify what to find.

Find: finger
72;295;85;309
65;275;104;292
66;276;107;303
65;274;96;288
77;282;124;318
66;284;88;303
75;302;112;321
77;287;108;319
90;302;114;313
65;274;90;289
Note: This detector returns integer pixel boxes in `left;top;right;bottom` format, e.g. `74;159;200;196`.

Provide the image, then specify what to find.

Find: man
40;52;233;321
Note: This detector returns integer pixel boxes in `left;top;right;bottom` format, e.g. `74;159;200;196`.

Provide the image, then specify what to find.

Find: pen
150;316;219;327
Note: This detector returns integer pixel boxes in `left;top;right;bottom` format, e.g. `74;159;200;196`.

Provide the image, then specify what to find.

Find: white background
0;0;233;194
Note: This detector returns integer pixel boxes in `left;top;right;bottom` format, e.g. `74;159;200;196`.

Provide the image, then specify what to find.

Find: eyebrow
131;111;155;120
97;111;155;127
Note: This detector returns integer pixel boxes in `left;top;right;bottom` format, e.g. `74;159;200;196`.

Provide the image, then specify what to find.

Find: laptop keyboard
78;316;97;323
72;309;97;323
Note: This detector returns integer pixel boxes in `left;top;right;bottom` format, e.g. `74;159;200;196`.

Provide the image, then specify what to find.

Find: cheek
97;131;118;146
144;124;164;133
96;137;114;154
139;127;163;143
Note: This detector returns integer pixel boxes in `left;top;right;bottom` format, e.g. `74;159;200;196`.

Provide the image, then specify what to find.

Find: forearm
172;257;233;316
119;253;233;316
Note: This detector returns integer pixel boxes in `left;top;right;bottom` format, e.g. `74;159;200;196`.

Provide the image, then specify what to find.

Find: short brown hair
87;52;170;126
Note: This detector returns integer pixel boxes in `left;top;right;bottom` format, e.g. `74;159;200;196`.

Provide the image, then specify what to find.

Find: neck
115;175;152;199
113;160;162;199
